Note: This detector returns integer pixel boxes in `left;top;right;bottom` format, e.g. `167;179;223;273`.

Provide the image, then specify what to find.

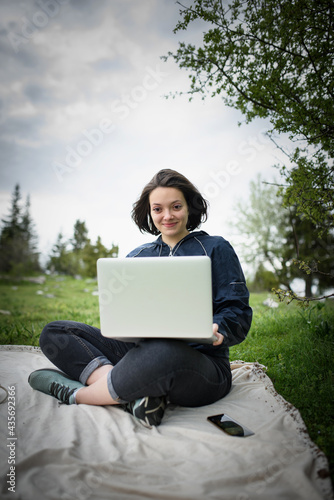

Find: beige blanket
0;345;332;500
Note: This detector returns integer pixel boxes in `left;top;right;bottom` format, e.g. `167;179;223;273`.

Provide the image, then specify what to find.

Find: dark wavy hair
131;169;209;235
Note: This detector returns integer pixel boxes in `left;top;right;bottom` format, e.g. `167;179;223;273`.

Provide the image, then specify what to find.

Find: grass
1;275;333;484
0;275;100;345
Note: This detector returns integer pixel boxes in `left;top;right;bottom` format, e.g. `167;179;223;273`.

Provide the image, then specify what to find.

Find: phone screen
207;413;254;437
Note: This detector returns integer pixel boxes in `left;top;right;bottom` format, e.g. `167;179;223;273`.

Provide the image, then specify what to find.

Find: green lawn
1;275;333;484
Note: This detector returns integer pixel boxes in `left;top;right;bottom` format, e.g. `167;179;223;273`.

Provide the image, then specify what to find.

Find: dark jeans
39;321;232;406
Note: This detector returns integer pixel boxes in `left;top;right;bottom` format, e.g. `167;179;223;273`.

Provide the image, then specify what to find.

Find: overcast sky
0;0;285;268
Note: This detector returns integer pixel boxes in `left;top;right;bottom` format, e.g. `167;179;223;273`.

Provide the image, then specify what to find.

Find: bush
248;264;280;292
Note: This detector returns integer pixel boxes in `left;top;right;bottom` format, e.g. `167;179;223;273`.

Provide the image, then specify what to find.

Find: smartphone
207;413;255;437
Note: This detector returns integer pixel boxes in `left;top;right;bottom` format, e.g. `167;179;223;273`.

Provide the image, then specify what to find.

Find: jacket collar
154;230;208;249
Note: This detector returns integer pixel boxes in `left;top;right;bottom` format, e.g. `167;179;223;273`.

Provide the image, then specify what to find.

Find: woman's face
149;187;189;247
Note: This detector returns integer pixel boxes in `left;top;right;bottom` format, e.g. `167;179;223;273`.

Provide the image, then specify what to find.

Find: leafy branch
273;259;334;305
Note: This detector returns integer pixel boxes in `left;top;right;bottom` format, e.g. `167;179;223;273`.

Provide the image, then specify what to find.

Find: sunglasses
207;413;254;437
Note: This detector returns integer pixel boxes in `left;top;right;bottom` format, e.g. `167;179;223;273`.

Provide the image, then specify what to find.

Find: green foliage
232;176;289;282
0;184;41;276
167;0;333;146
232;176;334;297
164;0;334;234
0;187;119;279
71;219;89;252
248;264;280;292
47;220;118;278
79;236;118;278
281;149;334;235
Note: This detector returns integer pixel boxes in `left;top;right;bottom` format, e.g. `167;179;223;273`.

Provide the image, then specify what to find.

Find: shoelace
50;382;75;405
126;397;166;426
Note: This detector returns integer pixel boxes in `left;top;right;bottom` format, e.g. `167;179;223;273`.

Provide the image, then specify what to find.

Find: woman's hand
212;323;224;346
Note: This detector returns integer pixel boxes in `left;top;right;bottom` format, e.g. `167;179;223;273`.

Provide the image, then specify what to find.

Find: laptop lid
97;256;214;343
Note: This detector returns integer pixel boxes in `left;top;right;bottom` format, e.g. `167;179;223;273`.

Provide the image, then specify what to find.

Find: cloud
24;82;53;103
0;0;281;267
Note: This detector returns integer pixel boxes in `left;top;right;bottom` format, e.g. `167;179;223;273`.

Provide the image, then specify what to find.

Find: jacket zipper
168;238;186;256
163;233;193;257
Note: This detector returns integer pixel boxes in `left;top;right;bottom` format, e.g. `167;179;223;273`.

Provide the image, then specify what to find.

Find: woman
29;169;252;427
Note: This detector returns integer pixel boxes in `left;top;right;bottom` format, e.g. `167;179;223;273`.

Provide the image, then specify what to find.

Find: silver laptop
97;256;215;343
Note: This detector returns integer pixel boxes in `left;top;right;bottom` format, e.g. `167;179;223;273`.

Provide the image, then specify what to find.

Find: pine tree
20;195;40;273
48;232;71;274
0;184;41;275
71;220;89;253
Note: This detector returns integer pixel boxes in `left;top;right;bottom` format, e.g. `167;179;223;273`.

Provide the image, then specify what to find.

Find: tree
232;176;292;286
248;264;280;293
163;0;334;234
48;232;73;275
80;236;119;277
47;224;119;278
283;209;334;298
20;195;40;273
0;184;40;275
233;176;334;298
0;184;22;273
71;220;89;253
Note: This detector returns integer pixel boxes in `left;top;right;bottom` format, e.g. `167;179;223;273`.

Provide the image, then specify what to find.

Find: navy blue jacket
127;231;252;360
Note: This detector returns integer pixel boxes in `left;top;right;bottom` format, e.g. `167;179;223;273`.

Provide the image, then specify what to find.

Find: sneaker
124;396;166;427
28;369;84;405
